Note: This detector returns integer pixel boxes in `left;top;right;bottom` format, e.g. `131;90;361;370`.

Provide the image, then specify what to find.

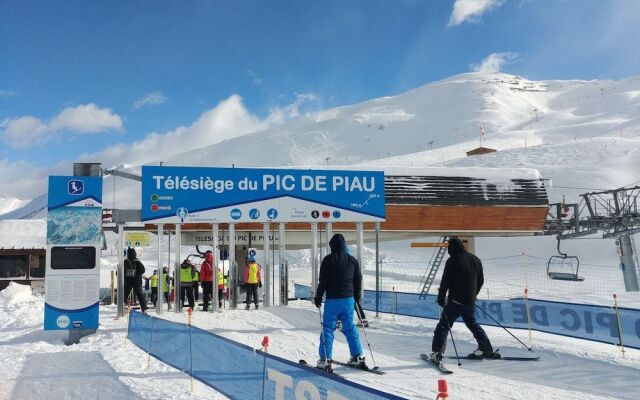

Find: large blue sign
45;176;102;331
141;166;385;223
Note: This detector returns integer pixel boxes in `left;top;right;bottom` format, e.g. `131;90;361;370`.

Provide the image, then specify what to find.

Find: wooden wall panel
145;205;548;234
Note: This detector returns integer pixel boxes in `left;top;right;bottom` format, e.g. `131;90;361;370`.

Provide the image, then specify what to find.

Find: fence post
188;307;194;392
146;316;155;370
612;294;625;358
124;303;131;348
393;286;397;321
524;288;532;346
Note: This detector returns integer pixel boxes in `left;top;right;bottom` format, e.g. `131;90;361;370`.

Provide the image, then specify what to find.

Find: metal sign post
229;224;237;309
279;223;287;305
326;223;333;254
117;224;125;318
375;222;380;318
311;223;319;297
263;223;271;307
212;223;219;311
175;224;181;312
356;222;364;304
157;224;163;315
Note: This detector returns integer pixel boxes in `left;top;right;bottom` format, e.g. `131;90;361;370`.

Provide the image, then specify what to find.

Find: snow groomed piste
127;310;405;400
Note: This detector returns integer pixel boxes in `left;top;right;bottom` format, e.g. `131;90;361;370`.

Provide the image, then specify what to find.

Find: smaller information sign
44;176;102;331
125;231;151;247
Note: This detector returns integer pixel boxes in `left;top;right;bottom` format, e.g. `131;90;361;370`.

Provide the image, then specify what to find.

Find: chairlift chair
547;238;584;281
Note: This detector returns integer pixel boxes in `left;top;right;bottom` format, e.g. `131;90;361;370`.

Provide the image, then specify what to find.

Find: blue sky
1;0;639;199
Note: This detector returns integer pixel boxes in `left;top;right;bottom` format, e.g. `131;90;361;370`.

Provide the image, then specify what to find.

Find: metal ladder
418;236;448;299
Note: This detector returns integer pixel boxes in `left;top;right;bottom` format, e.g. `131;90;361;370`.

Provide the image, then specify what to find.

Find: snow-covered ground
1;282;638;400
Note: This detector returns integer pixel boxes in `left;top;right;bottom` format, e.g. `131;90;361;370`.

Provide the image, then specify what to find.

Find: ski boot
468;348;501;359
245;304;250;310
255;304;259;310
348;355;366;368
428;351;443;364
316;359;333;373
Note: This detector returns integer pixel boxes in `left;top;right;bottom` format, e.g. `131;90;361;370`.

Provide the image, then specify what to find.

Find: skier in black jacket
124;247;148;313
429;237;495;363
314;233;365;370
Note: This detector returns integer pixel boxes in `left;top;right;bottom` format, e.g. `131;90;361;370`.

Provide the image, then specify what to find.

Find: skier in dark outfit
430;237;496;363
314;233;365;370
124;247;148;313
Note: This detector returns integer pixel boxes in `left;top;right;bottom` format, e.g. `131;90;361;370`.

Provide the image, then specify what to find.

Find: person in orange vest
244;255;262;310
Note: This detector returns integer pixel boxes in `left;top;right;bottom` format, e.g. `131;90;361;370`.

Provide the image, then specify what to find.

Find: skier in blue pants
314;233;365;370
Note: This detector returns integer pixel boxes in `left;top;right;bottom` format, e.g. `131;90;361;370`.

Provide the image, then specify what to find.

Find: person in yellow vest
180;259;196;309
217;266;225;308
145;270;158;306
243;255;262;310
161;266;172;311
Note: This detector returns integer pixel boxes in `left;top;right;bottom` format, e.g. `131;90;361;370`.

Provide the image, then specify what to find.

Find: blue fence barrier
294;284;640;350
127;311;406;400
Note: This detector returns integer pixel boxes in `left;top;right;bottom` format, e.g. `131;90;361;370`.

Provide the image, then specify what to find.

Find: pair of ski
419;351;540;374
299;359;385;375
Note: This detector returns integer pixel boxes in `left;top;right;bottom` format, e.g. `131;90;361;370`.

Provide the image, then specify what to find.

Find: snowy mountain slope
3;72;640;218
0;198;29;216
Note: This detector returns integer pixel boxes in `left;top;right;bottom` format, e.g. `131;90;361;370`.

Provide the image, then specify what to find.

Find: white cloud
133;92;168;109
0;89;16;97
448;0;505;26
0;159;54;200
265;93;320;125
471;52;517;73
1;103;123;149
0;93;318;201
49;103;123;133
79;92;319;169
0;116;49;149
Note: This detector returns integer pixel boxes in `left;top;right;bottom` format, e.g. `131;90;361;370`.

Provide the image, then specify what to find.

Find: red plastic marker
437;378;448;399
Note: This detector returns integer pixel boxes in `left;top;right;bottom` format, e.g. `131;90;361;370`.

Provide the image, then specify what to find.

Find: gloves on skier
258;282;262;288
437;297;445;307
313;297;322;308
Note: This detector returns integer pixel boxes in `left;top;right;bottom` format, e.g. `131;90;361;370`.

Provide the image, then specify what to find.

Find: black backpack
124;259;136;278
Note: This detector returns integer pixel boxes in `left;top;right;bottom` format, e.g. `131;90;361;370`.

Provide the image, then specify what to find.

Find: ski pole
356;302;378;368
475;303;532;351
145;316;155;370
441;305;461;367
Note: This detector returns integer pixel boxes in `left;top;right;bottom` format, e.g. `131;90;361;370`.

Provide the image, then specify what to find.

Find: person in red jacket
200;251;214;311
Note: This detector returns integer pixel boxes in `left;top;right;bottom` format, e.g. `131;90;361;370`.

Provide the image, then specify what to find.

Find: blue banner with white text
294;284;640;349
141;166;385;223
